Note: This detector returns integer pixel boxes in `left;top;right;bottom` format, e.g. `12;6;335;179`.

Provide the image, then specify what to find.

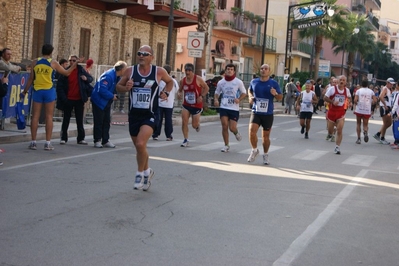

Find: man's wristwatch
163;91;170;97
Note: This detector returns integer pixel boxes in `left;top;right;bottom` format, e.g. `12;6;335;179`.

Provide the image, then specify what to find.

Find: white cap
387;77;395;84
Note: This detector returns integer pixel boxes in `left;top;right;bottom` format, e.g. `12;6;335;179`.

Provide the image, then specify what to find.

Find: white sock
144;168;151;176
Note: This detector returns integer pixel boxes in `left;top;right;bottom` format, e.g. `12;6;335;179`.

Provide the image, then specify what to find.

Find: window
234;0;242;8
32;19;45;59
132;38;141;65
217;0;226;9
79;28;91;59
390;40;395;49
156;43;164;66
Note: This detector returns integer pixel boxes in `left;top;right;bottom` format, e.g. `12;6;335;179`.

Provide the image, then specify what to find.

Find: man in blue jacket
56;55;93;145
91;61;127;148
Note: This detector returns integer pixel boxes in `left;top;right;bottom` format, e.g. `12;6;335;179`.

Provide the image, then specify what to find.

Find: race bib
185;91;196;104
357;94;371;113
255;98;269;113
221;95;235;107
334;94;345;106
133;88;151;109
301;101;313;112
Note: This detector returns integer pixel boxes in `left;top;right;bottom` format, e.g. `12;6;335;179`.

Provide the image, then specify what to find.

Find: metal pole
284;5;291;73
165;0;175;66
44;0;55;44
261;0;270;65
309;28;316;78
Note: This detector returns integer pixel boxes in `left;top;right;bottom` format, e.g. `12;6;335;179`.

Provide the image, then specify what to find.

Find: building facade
0;0;198;73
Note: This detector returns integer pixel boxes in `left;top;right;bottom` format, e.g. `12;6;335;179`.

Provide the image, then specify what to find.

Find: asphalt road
1;111;398;266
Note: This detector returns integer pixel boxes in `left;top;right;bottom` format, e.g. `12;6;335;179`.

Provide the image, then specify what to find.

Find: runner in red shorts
323;75;352;154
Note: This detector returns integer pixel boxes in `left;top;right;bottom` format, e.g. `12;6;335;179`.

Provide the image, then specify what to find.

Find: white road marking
272;169;369;266
343;154;377;167
292;149;329;161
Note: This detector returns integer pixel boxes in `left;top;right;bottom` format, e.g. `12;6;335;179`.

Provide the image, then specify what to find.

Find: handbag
15;101;26;130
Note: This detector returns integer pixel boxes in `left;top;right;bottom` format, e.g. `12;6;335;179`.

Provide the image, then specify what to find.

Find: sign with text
188;49;203;58
187;31;205;50
318;59;330;78
296;20;323;29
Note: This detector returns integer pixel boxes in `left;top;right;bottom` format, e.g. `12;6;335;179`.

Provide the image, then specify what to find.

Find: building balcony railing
379;25;390;34
244;33;277;52
367;12;380;30
213;10;257;37
351;4;366;13
155;0;199;15
290;40;324;58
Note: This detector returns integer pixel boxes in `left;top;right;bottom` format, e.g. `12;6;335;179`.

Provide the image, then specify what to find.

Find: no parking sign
187;31;205;50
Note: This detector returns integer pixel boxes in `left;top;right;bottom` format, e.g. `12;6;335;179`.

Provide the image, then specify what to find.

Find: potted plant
221;20;230;26
231;7;242;16
254;15;264;25
243;10;255;21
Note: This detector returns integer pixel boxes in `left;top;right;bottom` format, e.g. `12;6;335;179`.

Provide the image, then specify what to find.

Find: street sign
188;49;202;58
296;19;323;29
187;31;205;50
318;59;330;78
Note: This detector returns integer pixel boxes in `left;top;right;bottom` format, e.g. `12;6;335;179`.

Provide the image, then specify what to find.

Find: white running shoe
134;175;144;190
334;146;341;155
196;125;200;132
263;154;270;165
221;145;230;152
235;132;242;141
143;169;154;191
247;149;259;162
103;142;116;148
94;142;103;148
180;139;189;147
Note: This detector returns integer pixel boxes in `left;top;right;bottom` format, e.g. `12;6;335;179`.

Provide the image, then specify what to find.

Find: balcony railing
213;10;257;37
367;12;380;30
380;25;390;34
155;0;199;14
351;4;366;13
245;33;277;52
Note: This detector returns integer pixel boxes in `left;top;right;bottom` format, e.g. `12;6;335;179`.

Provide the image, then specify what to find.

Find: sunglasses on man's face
69;59;76;62
137;51;152;57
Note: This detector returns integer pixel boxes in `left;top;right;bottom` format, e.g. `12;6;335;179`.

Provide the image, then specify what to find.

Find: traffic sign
187;31;205;50
188;50;202;58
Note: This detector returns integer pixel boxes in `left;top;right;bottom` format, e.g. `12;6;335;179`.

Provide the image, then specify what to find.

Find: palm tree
195;0;213;110
195;0;212;77
331;13;375;85
298;0;347;80
365;42;392;80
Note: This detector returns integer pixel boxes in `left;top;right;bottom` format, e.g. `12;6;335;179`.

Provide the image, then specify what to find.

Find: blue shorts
219;108;239;122
129;115;156;137
32;88;56;103
182;105;203;116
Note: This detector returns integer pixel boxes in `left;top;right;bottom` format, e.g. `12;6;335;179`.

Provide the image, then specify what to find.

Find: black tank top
129;64;159;117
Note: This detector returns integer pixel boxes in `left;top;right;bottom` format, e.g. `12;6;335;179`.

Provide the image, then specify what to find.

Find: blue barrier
1;72;32;119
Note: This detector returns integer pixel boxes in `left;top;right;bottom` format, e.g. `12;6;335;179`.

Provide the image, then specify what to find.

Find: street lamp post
261;0;270;65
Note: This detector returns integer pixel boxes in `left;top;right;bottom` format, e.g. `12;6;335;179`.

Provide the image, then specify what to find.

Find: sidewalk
0;102;285;144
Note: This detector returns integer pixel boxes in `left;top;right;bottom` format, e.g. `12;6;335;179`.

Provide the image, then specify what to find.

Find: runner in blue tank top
247;64;282;165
